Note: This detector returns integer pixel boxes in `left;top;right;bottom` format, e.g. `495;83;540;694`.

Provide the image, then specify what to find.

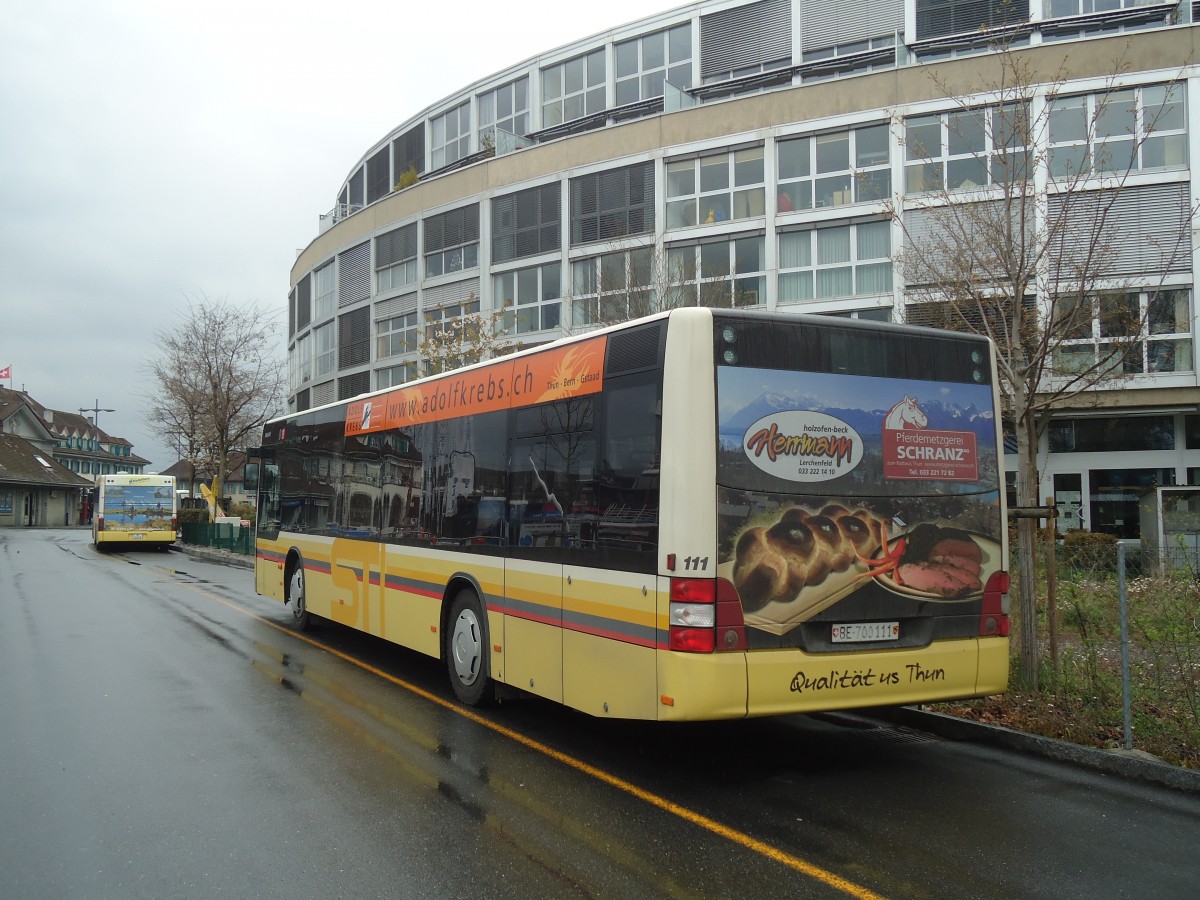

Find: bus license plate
131;533;144;540
832;622;899;643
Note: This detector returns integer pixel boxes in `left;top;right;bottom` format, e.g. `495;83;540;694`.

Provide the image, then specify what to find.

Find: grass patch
933;547;1200;770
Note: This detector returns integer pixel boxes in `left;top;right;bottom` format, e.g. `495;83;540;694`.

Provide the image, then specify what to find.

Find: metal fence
179;521;253;556
1038;537;1200;763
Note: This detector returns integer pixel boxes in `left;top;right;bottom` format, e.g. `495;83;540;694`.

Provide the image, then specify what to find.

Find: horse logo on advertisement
883;396;928;430
882;396;978;482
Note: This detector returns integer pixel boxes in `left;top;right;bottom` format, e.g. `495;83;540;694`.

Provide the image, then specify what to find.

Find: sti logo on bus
743;411;863;482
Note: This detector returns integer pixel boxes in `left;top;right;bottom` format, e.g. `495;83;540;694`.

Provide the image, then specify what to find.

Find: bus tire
446;588;494;706
286;559;311;631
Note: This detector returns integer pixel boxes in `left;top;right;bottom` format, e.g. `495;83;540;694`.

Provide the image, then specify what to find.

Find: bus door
502;440;568;703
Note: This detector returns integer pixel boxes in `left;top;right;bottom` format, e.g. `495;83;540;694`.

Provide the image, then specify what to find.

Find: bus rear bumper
656;636;1009;721
744;636;1009;718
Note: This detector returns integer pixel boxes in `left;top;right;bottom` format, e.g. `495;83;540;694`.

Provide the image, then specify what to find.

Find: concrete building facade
288;1;1200;540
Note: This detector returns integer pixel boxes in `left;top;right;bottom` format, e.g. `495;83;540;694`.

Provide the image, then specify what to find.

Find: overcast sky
0;0;686;471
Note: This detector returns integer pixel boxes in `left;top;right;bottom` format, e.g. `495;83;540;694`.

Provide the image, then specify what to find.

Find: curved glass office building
288;1;1200;540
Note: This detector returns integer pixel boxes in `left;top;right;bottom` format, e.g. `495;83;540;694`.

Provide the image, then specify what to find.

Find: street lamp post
79;399;115;431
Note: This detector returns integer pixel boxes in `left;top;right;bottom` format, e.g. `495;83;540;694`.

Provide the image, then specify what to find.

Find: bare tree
147;297;285;508
146;337;210;498
891;43;1194;687
418;292;511;376
564;238;760;332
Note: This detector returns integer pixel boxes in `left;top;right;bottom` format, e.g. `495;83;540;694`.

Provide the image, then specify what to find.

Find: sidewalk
864;705;1200;795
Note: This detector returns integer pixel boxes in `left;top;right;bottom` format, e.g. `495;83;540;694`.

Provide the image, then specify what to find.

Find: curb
172;544;255;570
867;705;1200;795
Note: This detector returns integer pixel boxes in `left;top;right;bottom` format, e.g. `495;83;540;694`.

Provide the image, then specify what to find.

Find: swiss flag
0;366;9;380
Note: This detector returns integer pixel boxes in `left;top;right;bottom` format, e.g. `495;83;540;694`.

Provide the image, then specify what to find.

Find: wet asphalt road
1;527;1198;899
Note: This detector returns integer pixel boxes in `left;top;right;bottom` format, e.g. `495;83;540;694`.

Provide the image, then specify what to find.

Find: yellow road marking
180;581;888;900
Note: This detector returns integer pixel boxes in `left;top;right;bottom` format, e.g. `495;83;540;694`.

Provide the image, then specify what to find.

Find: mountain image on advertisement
719;393;995;448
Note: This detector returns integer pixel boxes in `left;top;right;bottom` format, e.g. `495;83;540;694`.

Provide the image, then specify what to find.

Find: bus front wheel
287;561;311;631
446;589;494;706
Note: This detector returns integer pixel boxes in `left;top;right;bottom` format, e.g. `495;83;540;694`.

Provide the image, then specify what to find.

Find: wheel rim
451;608;482;686
289;567;306;622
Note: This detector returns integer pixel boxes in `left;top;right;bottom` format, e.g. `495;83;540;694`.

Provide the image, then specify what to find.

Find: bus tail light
980;570;1010;637
96;516;104;532
668;578;747;653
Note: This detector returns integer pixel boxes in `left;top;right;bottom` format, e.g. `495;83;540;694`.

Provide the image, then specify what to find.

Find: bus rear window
713;312;991;386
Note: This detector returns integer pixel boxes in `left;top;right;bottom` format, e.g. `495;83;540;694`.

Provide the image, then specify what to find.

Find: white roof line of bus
271;307;698;425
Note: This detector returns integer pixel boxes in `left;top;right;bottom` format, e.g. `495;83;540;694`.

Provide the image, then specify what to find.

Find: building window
1046;0;1163;17
376;310;419;360
377;362;418;389
570;162;655;245
338;242;370;308
424;204;480;277
615;24;692;105
314;322;335;378
914;0;1029;42
571;247;656;326
778;221;892;303
296;274;311;330
665;147;765;228
542;50;605;128
478;78;529;145
376;223;418;293
347;167;365;210
800;34;897;82
431;102;471;170
1047;84;1187;178
666;235;767;309
495;262;562;334
338;372;371;401
1053;288;1193;376
290;333;311;389
423;297;483;372
1186;413;1200;450
492;183;561;264
699;0;791;83
297;333;311;384
338;307;371;370
1049;416;1175;453
906;103;1031;193
392;123;425;180
366;146;390;205
778;124;891;212
314;261;336;320
822;306;893;322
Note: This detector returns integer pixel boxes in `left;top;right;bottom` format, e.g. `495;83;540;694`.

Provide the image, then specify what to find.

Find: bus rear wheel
287;561;310;631
446;589;494;706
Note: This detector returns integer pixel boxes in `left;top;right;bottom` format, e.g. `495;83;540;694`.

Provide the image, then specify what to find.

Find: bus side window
256;452;281;535
335;434;382;541
411;411;508;546
598;375;661;554
508;399;597;553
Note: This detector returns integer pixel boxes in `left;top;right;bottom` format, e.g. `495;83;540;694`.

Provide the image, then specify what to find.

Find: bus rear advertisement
254;307;1008;720
93;474;178;550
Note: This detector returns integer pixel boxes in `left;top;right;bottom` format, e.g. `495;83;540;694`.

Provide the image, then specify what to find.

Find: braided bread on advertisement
732;505;886;612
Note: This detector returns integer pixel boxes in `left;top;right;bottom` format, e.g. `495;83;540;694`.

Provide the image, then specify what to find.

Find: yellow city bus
254;308;1009;720
93;474;178;550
